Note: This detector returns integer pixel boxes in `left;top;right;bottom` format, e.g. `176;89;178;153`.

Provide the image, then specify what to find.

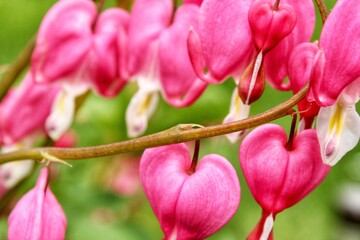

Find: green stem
314;0;328;24
0;84;308;164
0;36;36;101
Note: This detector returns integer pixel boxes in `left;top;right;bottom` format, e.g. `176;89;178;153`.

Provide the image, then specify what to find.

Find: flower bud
8;168;67;240
248;0;297;53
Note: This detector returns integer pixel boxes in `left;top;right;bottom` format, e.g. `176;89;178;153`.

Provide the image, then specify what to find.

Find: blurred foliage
0;0;359;240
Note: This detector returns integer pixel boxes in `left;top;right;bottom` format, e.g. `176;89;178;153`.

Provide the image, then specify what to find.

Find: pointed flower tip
8;167;67;240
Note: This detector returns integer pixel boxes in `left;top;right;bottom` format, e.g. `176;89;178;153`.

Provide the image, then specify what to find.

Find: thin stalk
0;84;308;164
273;0;281;11
314;0;328;24
189;140;200;174
0;36;36;101
286;112;297;150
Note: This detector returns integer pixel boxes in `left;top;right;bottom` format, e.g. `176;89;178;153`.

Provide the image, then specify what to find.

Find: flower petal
264;0;315;90
159;4;207;107
8;168;66;240
127;0;172;76
46;88;78;141
316;102;360;166
223;88;250;143
188;0;253;82
140;143;240;239
90;8;129;97
125;89;159;138
0;73;59;145
240;124;330;213
32;0;96;83
311;0;360;106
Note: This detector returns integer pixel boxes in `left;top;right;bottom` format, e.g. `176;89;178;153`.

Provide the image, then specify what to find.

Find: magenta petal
127;0;172;76
183;0;203;6
288;42;320;118
239;124;330;214
248;0;297;52
140;144;190;237
8;168;66;240
0;74;59;145
264;0;315;90
162;78;207;107
31;0;96;83
159;5;207;107
91;8;129;97
312;0;360;106
190;0;253;82
175;154;240;239
140;143;240;239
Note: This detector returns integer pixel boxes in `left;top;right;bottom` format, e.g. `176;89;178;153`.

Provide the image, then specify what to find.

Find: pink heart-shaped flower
240;124;330;214
140;143;240;240
248;0;297;53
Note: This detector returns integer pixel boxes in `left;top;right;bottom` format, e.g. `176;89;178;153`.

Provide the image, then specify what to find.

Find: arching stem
0;84;308;164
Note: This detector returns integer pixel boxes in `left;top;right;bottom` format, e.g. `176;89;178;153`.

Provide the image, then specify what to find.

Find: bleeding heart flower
316;79;360;166
140;143;240;239
32;0;129;140
311;0;360;107
0;142;35;200
187;0;253;84
126;0;207;138
288;41;321;130
0;73;59;145
239;124;330;239
8;167;67;240
263;0;315;91
248;0;297;53
32;0;129;96
189;0;314;143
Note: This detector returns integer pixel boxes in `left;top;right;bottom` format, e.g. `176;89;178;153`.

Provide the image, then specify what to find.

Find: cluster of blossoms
0;0;359;239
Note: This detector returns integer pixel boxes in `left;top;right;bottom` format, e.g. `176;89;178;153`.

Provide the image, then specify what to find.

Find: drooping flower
298;0;360;165
0;73;59;145
188;0;315;142
140;143;240;239
126;0;207;137
0;143;35;200
8;167;67;240
310;0;360;107
239;124;330;239
32;0;129;140
0;74;59;199
316;79;360;166
288;41;321;130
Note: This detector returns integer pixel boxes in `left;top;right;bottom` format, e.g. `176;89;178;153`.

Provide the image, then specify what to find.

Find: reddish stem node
273;0;281;10
189;140;200;174
286;111;297;150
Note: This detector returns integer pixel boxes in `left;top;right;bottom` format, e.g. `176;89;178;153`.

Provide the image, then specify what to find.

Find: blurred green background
0;0;359;239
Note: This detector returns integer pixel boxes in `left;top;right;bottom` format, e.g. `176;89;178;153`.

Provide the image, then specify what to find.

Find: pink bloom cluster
0;0;358;239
